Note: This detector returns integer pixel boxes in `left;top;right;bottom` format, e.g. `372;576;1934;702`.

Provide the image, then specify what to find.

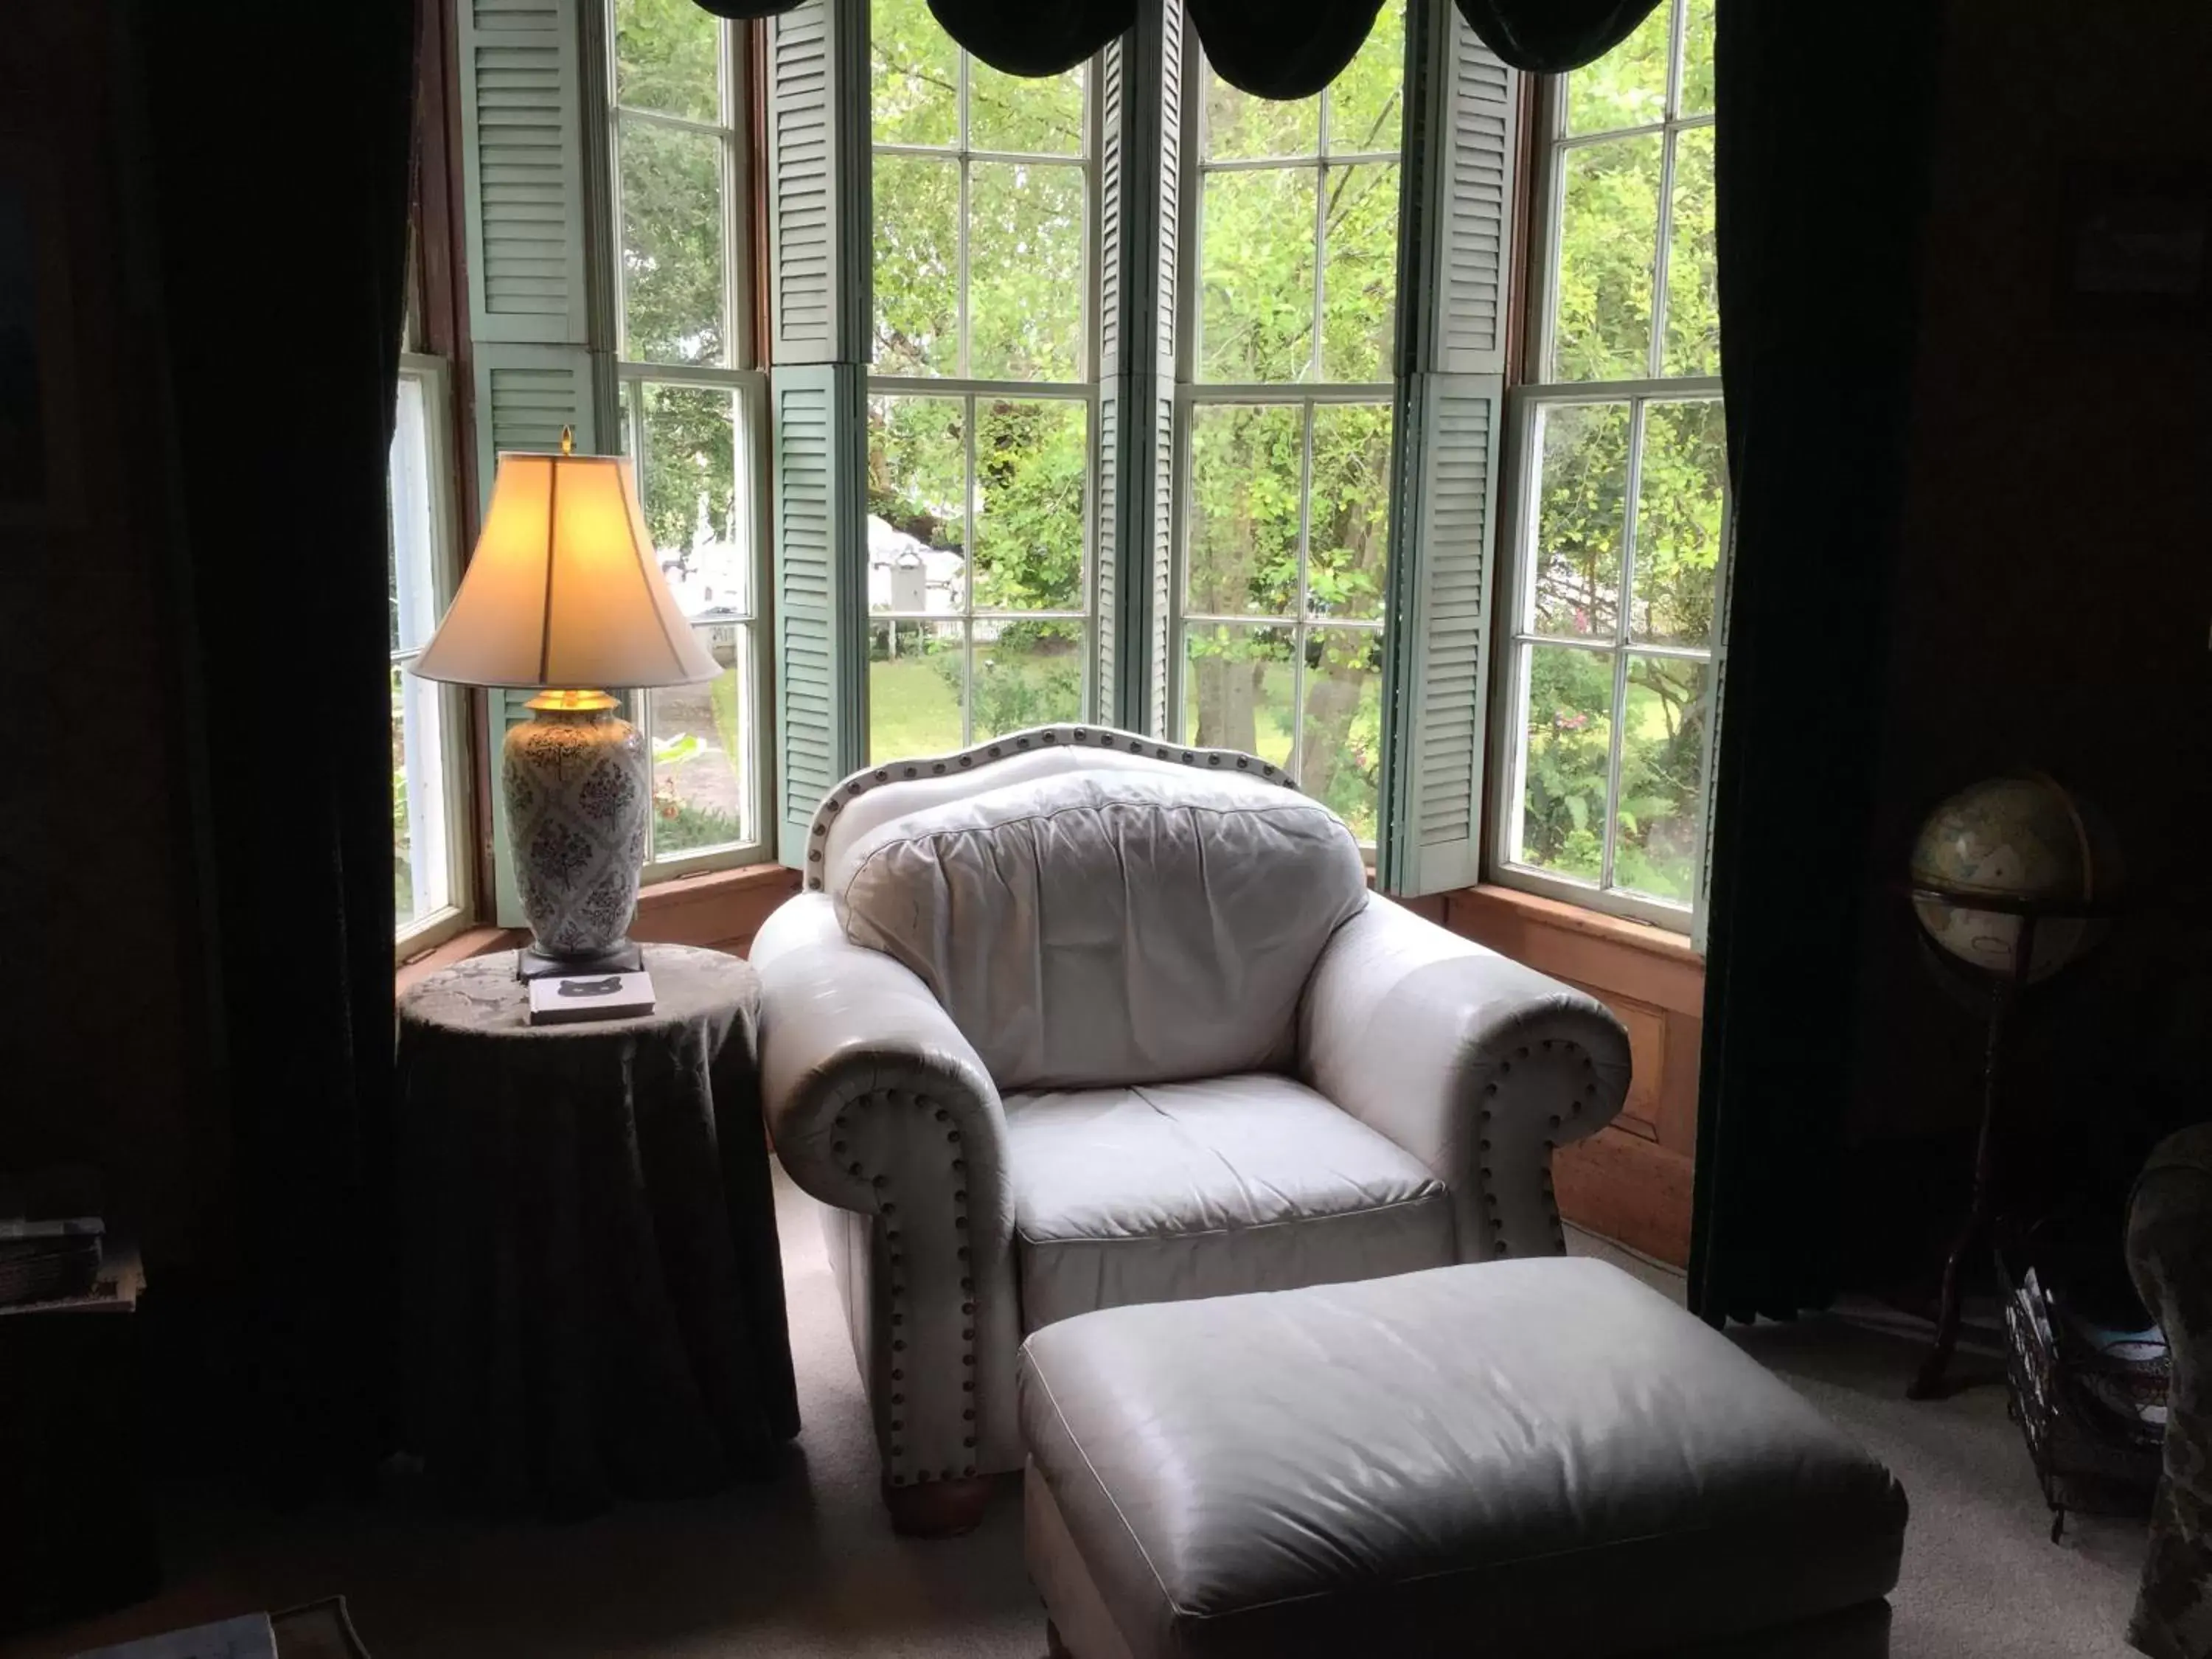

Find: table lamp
411;429;718;979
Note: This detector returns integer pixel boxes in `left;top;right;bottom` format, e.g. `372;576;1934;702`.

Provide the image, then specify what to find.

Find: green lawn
869;656;966;759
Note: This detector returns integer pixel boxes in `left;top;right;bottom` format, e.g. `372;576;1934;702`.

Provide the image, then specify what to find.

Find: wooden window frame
598;2;778;877
1486;0;1726;935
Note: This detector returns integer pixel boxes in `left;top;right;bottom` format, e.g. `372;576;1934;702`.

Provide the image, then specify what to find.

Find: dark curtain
136;0;417;1489
695;0;1654;91
1450;0;1660;72
1688;4;1943;1324
928;0;1135;77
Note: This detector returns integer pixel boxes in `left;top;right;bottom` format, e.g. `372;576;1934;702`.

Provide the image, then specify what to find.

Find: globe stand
1904;886;2114;1402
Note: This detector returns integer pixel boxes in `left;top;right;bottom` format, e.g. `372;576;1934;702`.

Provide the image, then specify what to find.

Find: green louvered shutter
1380;1;1517;896
765;0;870;865
455;0;605;923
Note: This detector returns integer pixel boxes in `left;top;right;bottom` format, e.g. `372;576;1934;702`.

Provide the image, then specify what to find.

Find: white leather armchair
753;726;1630;1535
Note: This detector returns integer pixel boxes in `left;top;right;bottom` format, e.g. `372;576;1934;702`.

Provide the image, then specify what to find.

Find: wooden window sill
395;924;521;995
394;860;803;995
1448;883;1703;968
633;858;801;914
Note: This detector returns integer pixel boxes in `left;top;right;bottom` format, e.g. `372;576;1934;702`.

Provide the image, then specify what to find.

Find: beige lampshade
411;450;720;690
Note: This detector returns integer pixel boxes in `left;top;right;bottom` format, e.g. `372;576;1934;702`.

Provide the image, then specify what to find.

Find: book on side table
528;970;656;1026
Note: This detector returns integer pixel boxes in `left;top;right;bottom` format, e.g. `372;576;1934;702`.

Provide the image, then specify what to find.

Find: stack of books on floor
0;1166;105;1310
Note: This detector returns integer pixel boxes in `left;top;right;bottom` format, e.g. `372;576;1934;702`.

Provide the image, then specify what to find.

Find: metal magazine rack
1997;1244;2166;1542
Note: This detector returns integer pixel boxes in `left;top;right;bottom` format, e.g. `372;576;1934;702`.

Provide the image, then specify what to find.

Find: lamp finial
559;425;574;457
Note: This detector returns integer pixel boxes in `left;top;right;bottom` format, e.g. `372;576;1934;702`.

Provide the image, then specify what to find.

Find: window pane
1319;160;1399;381
650;627;750;859
1632;399;1725;647
1200;167;1318;383
1306;402;1391;621
392;667;415;928
974;398;1086;611
873;154;959;374
868;395;967;611
1531;400;1630;639
632;383;743;613
1516;644;1614;885
1326;0;1405;156
621;118;726;364
871;0;959;146
1616;653;1708;902
1206;80;1318;162
970;61;1084;156
389;375;440;655
968;161;1085;381
1301;627;1385;842
389;375;452;935
1662;125;1718;377
1551;135;1660;381
1187;403;1301;617
973;621;1084;739
393;665;452;929
1563;4;1670;135
1183;623;1295;770
1681;0;1716;116
615;0;719;124
870;617;965;759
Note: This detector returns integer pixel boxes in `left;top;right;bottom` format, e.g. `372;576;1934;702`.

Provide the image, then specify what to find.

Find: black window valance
690;0;1662;91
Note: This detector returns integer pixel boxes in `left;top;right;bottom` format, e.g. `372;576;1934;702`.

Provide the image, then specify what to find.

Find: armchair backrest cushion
819;742;1197;880
834;767;1368;1091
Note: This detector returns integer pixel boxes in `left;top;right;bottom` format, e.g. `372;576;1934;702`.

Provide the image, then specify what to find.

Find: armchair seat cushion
1006;1074;1454;1329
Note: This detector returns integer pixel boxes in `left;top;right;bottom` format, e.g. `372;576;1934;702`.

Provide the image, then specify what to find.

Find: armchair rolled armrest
753;893;1020;1486
1299;895;1632;1262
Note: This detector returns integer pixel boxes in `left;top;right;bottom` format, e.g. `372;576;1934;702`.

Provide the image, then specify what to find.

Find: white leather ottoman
1018;1259;1908;1659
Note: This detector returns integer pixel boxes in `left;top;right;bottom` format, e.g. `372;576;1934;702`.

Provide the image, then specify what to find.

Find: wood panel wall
1444;886;1703;1266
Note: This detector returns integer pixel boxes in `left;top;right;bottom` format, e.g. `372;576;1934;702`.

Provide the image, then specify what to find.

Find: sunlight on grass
869;656;964;760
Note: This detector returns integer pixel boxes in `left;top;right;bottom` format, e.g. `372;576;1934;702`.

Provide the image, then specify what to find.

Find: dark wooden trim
1503;63;1541;392
422;0;476;542
412;0;463;367
410;0;497;921
748;19;771;368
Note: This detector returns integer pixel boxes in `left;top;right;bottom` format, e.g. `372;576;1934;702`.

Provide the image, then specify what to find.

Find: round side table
396;943;797;1517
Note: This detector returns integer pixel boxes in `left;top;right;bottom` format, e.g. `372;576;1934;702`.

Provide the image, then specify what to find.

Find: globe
1909;775;2117;983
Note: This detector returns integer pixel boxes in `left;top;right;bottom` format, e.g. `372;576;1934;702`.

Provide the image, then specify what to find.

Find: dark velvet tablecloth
396;945;797;1517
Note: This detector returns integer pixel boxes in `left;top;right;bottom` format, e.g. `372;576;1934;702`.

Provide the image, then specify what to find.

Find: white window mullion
1290;400;1317;771
1602;397;1649;892
1649;131;1677;381
964;391;978;745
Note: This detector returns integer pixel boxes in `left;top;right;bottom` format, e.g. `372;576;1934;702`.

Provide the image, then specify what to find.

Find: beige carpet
6;1168;2149;1659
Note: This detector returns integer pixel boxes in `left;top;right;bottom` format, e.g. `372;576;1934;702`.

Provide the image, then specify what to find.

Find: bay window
865;0;1096;757
436;0;1727;933
1493;0;1725;927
